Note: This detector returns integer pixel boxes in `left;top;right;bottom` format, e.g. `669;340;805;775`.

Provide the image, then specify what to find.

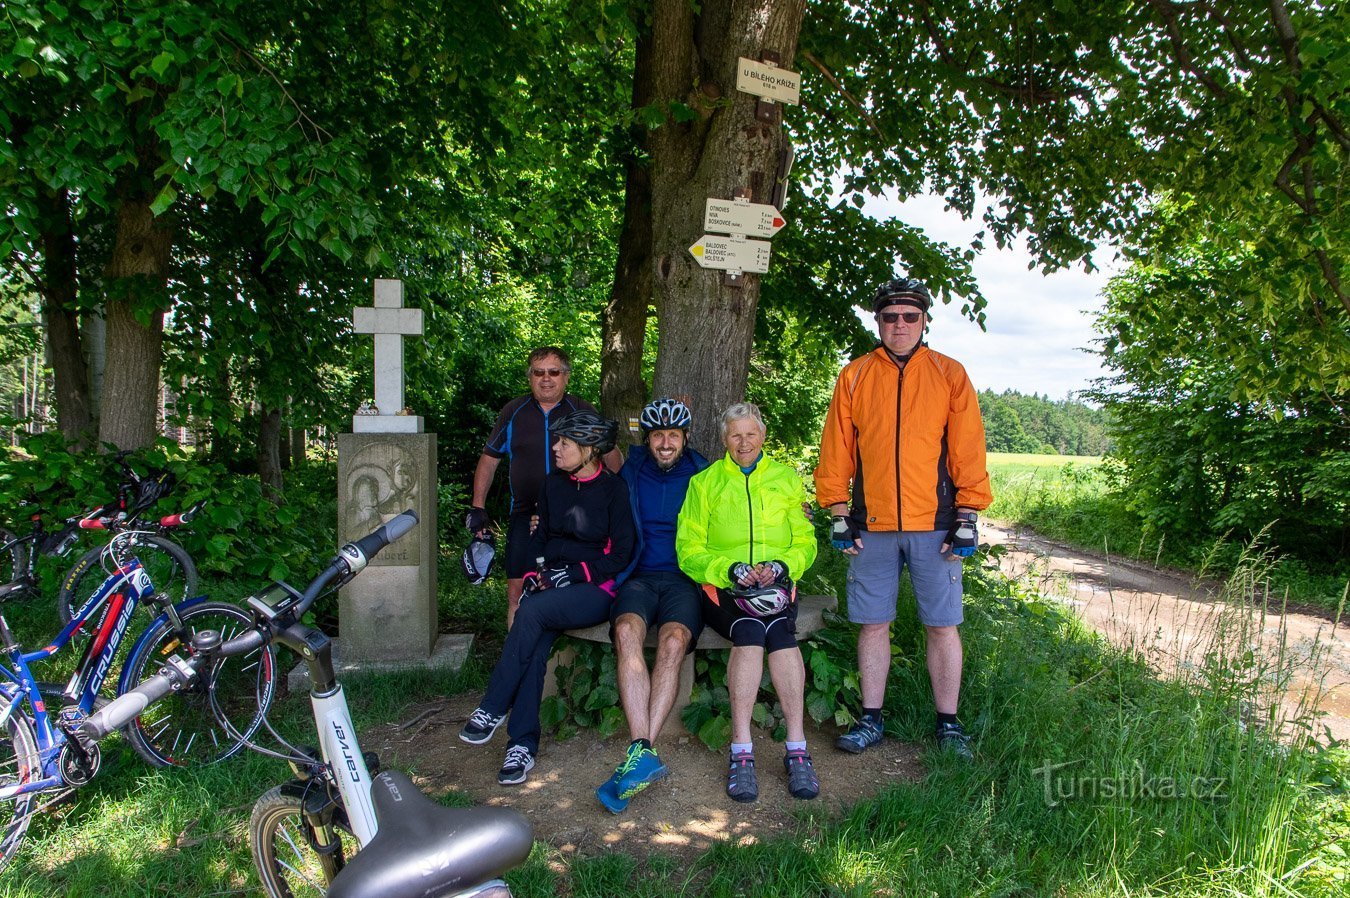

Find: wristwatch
956;511;978;523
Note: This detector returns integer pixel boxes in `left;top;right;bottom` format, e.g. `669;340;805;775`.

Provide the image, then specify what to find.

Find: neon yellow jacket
676;452;817;588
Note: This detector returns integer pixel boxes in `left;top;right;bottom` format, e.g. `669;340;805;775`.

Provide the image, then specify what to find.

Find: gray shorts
846;530;964;627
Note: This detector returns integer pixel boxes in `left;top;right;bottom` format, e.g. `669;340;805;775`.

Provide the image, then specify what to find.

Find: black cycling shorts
610;571;704;651
504;512;536;579
700;585;798;654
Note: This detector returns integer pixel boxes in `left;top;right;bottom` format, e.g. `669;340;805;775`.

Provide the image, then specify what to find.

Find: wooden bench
542;594;838;737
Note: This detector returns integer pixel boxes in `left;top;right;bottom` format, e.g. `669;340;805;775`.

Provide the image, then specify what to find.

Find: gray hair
719;402;766;438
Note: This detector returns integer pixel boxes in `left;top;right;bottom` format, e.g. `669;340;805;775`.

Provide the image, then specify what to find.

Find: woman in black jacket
459;411;635;785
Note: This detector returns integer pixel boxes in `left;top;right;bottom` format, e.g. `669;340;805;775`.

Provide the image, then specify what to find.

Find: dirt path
984;521;1350;744
364;695;924;865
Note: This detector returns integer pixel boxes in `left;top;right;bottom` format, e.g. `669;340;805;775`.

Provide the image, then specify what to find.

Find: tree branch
1199;1;1256;69
220;36;332;142
913;0;1085;104
6;251;42;294
1314;249;1350;317
1145;0;1231;98
800;50;884;141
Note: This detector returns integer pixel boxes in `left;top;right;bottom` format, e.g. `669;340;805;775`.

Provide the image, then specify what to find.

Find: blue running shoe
616;743;669;799
596;771;630;814
835;716;884;754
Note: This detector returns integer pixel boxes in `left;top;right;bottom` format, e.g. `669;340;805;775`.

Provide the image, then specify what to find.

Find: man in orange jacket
814;278;992;758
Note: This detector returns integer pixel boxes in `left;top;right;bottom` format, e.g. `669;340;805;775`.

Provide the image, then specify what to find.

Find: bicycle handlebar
159;499;207;528
80;510;419;741
216;509;419;658
81;653;200;741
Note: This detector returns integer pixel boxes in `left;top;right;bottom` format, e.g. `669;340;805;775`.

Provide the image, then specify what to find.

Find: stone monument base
337;432;438;662
286;633;473;693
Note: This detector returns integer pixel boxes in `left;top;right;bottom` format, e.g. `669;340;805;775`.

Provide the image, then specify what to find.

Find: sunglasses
530;367;566;378
878;311;924;325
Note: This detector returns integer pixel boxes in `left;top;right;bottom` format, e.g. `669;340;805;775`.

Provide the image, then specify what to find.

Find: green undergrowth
987;454;1350;615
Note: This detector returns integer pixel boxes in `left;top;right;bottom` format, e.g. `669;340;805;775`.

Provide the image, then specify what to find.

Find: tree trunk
600;21;657;447
40;188;95;448
290;425;306;468
256;405;284;503
98;192;171;451
647;0;805;457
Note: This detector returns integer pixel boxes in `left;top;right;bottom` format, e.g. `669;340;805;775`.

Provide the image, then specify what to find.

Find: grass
986;452;1350;615
2;542;1346;897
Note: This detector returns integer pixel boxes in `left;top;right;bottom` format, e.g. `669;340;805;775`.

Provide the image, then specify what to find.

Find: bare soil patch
985;521;1350;743
365;693;924;865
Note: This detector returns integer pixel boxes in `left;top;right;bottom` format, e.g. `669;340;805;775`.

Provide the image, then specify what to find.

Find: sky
863;193;1119;400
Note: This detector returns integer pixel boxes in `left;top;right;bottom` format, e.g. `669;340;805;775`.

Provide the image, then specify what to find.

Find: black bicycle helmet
639;398;692;434
552;410;619;454
872;278;932;313
461;533;496;585
129;470;176;515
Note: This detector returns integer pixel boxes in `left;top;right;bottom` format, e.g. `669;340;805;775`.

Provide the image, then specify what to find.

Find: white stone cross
352;278;425;433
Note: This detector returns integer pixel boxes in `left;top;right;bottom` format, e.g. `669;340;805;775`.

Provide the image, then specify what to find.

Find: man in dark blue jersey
595;398;710;814
467;346;621;627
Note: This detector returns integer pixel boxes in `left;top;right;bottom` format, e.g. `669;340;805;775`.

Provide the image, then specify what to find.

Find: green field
985;453;1348;614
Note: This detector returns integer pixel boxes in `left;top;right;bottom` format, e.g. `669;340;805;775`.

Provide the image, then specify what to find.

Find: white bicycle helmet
639;398;692;434
730;581;794;617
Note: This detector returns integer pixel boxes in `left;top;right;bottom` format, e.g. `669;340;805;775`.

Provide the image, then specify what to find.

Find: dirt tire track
984;521;1349;744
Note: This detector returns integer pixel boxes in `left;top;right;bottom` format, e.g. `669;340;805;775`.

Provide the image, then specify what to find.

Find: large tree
602;0;1347;450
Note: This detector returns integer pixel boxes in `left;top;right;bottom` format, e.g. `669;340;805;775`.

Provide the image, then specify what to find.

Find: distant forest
979;390;1111;456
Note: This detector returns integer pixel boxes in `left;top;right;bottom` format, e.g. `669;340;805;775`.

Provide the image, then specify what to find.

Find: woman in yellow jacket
676;402;819;803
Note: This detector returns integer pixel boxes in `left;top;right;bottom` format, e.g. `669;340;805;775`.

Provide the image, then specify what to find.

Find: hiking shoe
835;716;884;754
726;750;758;803
935;721;973;760
498;745;536;785
616;743;670;799
784;750;820;800
595;769;630;814
459;707;506;745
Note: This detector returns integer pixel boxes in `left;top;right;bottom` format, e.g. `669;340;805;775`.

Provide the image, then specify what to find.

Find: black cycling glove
465;507;492;534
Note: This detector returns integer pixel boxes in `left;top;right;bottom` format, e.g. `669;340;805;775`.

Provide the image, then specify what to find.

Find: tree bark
646;0;805;457
256;405;284;502
40;188;94;447
98;192;172;451
290;425;306;468
600;20;657;447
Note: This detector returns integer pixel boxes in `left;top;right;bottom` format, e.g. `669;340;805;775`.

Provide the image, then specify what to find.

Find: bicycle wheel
0;706;39;875
58;535;199;627
120;601;277;768
0;529;27;588
250;784;357;898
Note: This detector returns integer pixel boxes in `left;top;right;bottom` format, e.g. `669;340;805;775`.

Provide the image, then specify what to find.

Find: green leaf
150;51;173;78
13;38;37;59
149;185;177;216
696;715;731;752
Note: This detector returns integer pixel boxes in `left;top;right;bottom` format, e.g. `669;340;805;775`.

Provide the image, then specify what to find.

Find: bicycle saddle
328;769;534;898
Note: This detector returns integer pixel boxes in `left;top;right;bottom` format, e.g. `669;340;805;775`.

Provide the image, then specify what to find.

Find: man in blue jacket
596;399;709;814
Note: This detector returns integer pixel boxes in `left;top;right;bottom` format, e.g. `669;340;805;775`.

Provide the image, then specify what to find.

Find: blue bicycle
0;532;277;871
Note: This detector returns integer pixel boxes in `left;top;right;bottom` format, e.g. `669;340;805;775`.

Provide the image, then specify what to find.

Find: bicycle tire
119;601;276;768
58;534;199;627
0;705;39;875
250;784;357;898
0;528;27;589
